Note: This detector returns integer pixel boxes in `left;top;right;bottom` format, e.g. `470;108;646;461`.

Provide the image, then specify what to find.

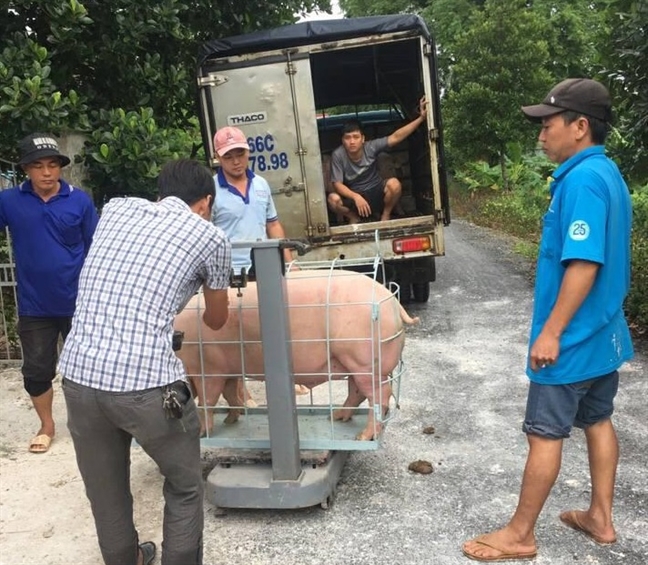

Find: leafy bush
454;151;552;240
0;33;89;156
82;108;201;204
627;184;648;333
452;159;648;335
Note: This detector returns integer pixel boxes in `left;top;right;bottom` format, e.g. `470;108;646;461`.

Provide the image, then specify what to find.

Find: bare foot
380;212;391;221
462;527;537;561
559;509;617;545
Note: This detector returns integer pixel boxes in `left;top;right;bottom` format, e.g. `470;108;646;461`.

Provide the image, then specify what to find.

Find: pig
174;269;419;441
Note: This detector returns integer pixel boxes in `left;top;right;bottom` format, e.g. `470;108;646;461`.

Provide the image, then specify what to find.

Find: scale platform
199;406;382;452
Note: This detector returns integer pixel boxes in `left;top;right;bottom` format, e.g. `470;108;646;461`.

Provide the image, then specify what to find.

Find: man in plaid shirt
59;159;231;565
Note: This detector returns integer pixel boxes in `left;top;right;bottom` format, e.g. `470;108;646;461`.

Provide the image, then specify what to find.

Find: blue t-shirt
527;146;634;384
211;169;278;273
0;179;98;317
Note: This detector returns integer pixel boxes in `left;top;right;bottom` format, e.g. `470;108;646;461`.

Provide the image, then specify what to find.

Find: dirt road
1;219;646;565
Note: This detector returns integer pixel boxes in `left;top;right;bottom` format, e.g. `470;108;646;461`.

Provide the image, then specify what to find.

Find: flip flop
28;434;52;454
559;510;617;545
139;541;156;565
462;537;538;562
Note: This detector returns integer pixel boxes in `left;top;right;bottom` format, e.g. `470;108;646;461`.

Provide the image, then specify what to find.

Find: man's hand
418;96;428;119
353;193;371;217
529;329;560;372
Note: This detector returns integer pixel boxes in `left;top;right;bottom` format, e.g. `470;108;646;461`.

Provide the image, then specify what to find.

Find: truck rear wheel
412;282;430;303
399;283;412;304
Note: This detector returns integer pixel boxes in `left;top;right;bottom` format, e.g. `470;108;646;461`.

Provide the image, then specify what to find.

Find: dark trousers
63;378;204;565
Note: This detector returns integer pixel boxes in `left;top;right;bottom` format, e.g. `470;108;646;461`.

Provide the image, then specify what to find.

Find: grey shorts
522;370;619;439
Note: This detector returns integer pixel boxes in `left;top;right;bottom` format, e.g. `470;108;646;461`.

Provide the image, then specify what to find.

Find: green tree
443;0;551;181
421;0;482;90
339;0;427;16
1;0;331;199
531;0;606;79
600;0;648;182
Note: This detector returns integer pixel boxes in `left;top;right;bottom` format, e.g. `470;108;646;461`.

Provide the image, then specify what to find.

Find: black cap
521;78;612;123
18;133;71;167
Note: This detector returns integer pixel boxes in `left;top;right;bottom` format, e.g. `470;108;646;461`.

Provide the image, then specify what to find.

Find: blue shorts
522;371;619;439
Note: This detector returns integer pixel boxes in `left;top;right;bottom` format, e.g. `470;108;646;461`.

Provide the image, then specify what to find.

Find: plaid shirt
59;197;231;391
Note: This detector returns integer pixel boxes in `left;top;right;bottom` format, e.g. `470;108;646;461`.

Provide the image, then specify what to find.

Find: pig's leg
351;374;393;441
332;378;365;422
192;375;226;437
238;378;258;408
221;378;244;425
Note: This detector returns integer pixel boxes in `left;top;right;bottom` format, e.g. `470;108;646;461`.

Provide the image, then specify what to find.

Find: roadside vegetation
449;165;648;337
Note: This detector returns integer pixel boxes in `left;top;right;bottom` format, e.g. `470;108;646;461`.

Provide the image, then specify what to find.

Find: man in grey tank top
328;97;428;223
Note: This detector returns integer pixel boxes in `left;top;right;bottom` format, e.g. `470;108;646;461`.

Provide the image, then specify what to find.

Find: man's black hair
342;120;364;136
561;111;610;145
157;159;215;207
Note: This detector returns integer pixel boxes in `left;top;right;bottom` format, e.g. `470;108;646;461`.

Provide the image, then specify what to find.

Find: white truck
196;14;450;302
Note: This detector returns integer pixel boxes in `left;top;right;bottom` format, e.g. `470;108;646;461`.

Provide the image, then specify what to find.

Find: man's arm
387;96;428;148
529;260;599;371
266;219;293;264
201;286;229;331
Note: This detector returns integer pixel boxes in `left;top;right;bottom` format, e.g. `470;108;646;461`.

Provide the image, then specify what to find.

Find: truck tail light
392;236;432;254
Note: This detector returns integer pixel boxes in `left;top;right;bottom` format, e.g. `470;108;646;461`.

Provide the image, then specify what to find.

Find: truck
196;14;450;303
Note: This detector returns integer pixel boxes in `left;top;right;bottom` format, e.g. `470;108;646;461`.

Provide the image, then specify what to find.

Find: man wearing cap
0;133;98;454
211;125;293;275
462;79;633;561
210;125;309;399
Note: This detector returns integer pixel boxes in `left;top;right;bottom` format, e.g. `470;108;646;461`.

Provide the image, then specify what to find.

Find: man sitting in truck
327;97;428;223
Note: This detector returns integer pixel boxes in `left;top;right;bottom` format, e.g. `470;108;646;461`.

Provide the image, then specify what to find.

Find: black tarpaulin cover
198;14;430;66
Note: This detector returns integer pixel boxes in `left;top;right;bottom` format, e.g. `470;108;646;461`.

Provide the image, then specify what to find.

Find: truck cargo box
197;15;449;302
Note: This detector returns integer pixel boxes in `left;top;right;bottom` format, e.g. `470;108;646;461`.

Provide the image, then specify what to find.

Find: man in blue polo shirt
211;125;293;275
0;133;97;453
211;126;308;400
462;79;633;561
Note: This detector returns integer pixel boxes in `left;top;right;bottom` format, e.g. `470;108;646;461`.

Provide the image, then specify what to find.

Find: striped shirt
59;196;231;391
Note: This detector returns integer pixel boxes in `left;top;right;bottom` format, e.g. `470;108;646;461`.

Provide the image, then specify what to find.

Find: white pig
174;269;418;441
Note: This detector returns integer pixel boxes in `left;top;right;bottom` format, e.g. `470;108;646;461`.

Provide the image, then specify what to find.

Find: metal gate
1;157;21;366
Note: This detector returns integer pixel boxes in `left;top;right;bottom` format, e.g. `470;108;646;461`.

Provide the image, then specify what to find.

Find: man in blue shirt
211;126;308;400
211;126;293;275
463;79;633;561
0;133;97;454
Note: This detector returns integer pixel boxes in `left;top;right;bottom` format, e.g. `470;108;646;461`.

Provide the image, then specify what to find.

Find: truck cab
197;14;449;302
